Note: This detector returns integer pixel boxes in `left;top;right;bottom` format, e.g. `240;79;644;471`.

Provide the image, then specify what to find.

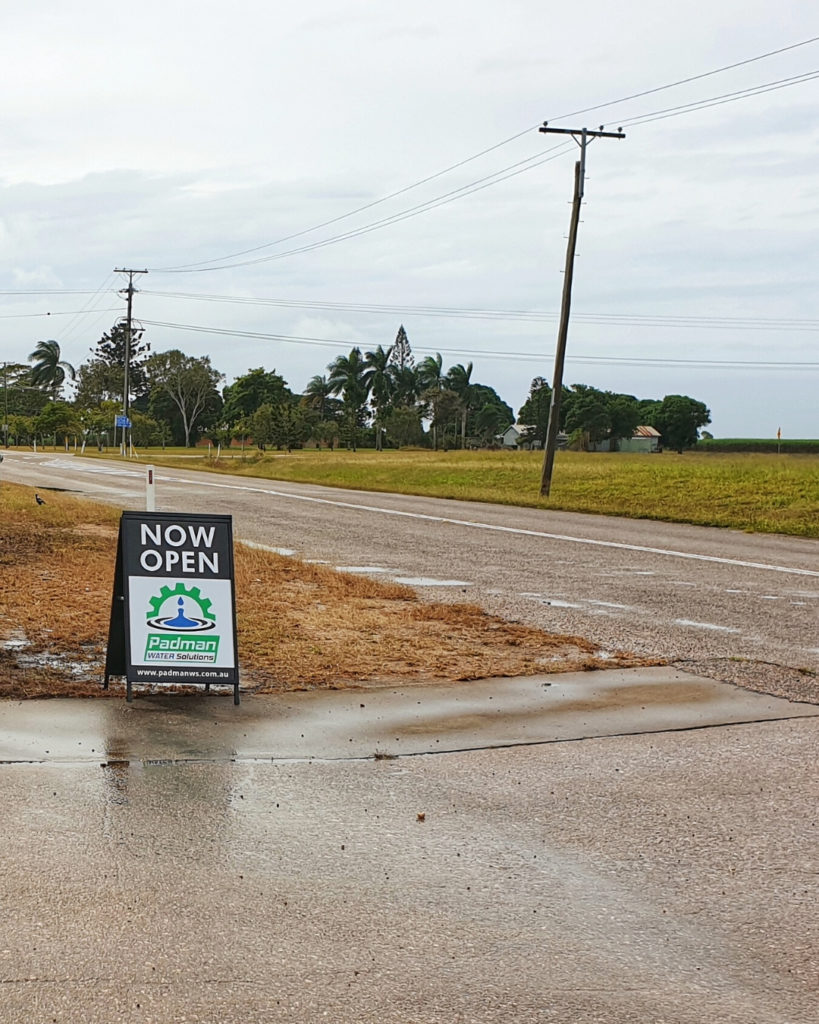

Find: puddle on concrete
0;668;815;765
2;631;100;675
2;633;31;651
14;652;102;676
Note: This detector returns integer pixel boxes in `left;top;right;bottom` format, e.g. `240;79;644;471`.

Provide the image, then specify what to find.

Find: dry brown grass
0;483;655;699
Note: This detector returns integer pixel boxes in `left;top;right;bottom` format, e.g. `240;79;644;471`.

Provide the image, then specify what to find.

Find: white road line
159;475;819;579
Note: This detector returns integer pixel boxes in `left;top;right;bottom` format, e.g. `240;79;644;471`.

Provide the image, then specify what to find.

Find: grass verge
0;483;655;699
85;448;819;538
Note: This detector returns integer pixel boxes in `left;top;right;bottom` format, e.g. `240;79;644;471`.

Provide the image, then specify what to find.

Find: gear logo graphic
146;583;217;633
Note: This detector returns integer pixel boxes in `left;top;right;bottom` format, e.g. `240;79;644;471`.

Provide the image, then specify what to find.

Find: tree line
2;324;710;453
518;377;711;453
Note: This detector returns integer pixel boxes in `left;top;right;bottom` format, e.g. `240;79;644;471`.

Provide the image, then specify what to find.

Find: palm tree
303;374;333;420
417;353;444;392
327;348;371;451
446;361;474;449
364;345;393;451
417;353;445;449
389;363;420;409
28;340;76;399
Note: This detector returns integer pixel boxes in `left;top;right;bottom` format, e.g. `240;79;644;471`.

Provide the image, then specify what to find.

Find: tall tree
474;403;506;445
389;364;420;408
650;394;711;452
417;353;445;450
145;350;224;447
2;362;48;421
327;348;371;451
91;322;151;402
34;401;80;447
468;383;514;439
74;359;125;406
364;344;393;450
605;393;640;449
517;376;552;443
222;367;291;426
28;341;75;399
431;388;463;449
564;384;610;449
384;405;425;447
388;324;414;371
303;374;333;420
270;402;313;452
446;361;474;449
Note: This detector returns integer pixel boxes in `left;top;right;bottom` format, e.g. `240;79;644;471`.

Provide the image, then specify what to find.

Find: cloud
1;1;817;436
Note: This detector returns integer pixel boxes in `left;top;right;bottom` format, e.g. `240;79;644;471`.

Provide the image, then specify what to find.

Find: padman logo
143;582;221;662
145;634;221;660
146;582;217;632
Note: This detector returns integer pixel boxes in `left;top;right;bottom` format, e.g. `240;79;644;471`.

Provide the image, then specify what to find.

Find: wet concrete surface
0;714;816;1023
0;667;816;765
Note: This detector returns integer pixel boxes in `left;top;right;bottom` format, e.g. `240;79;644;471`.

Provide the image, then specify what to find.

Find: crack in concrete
2;713;815;768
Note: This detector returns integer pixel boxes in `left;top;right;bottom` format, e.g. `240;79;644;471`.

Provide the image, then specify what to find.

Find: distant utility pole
538;124;625;497
114;268;148;454
2;362;9;447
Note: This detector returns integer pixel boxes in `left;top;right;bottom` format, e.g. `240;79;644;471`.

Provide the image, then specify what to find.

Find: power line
152;144;575;273
139;318;819;369
57;274;120;349
551;34;819;121
0;307;120;320
149;33;819;274
150;129;543;273
140;289;819;331
146;66;819;277
0;289;103;296
619;68;819;128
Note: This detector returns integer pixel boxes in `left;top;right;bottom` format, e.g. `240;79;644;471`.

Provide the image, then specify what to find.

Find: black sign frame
104;511;240;704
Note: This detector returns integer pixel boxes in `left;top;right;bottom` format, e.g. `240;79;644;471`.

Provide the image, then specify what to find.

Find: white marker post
146;465;156;512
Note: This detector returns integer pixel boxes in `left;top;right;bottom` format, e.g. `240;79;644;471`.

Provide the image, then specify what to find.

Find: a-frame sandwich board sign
104;511;240;704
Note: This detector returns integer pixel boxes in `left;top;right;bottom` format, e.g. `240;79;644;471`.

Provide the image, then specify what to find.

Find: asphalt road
3;451;818;680
2;452;817;1023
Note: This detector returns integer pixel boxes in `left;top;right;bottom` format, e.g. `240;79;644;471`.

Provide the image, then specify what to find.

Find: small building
591;425;661;453
619;425;662;453
499;424;568;450
500;424;540;449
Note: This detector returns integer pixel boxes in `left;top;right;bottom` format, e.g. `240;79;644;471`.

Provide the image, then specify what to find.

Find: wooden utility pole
538;124;624;497
114;268;148;454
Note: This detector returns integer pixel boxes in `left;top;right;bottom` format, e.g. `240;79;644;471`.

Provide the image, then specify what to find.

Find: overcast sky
2;1;818;437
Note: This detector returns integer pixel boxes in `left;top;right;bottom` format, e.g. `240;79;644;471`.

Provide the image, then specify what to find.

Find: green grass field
80;447;819;539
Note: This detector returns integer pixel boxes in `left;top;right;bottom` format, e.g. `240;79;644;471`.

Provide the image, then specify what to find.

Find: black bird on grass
35;493;46;505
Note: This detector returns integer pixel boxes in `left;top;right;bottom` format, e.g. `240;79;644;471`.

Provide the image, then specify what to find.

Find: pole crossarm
539;123;626;140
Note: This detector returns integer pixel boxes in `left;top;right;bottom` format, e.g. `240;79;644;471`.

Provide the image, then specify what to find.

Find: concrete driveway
0;669;816;1023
